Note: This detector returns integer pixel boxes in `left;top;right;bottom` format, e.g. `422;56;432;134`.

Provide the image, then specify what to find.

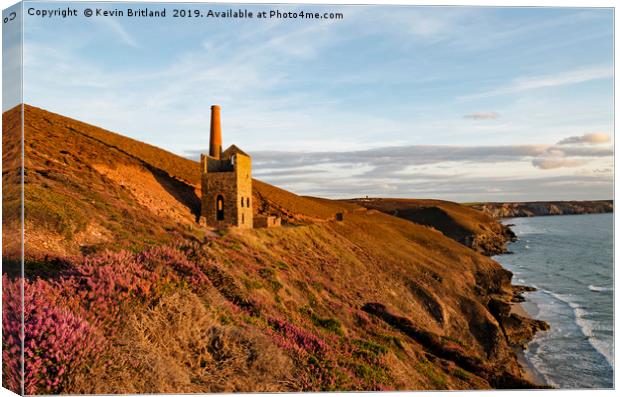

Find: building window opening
242;213;245;224
246;197;250;207
240;197;244;208
216;195;224;221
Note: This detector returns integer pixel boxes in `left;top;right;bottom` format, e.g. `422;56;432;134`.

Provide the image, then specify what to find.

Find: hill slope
345;198;516;256
7;105;348;258
3;105;546;393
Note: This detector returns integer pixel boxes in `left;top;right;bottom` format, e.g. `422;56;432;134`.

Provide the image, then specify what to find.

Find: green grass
441;335;465;347
451;367;472;381
300;307;344;336
268;279;283;293
415;357;447;389
349;362;391;385
241;276;264;290
275;261;289;270
25;186;90;239
257;267;282;293
352;339;389;357
258;268;276;278
310;281;324;292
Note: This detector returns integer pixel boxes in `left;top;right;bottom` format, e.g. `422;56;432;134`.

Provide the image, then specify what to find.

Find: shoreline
509;302;548;387
498;219;551;388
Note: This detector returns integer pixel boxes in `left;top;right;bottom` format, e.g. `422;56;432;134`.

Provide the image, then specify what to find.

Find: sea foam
543;289;614;367
588;285;612;293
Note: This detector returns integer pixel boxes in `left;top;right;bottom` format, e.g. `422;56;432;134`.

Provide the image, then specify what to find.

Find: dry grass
345;198;512;255
253;179;350;224
16;105;205;258
69;291;294;394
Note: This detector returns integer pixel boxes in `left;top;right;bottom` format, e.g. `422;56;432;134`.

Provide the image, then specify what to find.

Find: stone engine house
200;105;253;229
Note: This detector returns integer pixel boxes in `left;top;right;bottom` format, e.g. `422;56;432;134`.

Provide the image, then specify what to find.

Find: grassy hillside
12;105;348;259
345;198;516;256
16;105;206;259
2;105;546;393
2;105;22;260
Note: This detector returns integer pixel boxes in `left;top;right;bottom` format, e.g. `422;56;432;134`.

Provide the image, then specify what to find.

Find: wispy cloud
189;133;612;175
187;144;552;170
182;131;613;200
463;112;499;120
461;66;613;100
97;18;140;48
531;157;587;170
557;132;611;145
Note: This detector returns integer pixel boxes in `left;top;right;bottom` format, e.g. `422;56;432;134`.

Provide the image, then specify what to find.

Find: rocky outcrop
486;286;550;350
472;201;613;219
361;303;514;387
469;226;516;257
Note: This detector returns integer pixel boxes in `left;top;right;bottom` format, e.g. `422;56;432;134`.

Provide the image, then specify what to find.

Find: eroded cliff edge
471;200;613;219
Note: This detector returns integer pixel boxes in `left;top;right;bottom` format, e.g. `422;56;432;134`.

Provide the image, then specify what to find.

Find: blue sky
7;2;614;201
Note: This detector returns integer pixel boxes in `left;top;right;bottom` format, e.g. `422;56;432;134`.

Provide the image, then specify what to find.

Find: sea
493;213;614;389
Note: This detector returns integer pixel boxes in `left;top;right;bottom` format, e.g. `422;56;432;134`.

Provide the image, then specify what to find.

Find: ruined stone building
200;105;253;229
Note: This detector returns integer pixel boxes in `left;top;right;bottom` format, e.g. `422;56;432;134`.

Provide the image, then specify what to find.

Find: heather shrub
269;318;331;356
268;316;394;391
268;317;348;390
2;275;103;395
2;245;216;394
59;246;211;333
4;245;396;393
2;275;22;394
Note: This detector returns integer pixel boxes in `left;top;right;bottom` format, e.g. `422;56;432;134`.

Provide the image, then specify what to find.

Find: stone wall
254;215;281;228
234;154;253;229
200;152;253;229
201;171;238;227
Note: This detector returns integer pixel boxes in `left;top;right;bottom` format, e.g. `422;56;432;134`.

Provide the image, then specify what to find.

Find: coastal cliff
345;198;516;256
471;201;613;219
3;105;548;393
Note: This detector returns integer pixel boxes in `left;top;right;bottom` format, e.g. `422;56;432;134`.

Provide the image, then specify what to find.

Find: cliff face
3;105;547;393
345;198;516;256
471;201;613;219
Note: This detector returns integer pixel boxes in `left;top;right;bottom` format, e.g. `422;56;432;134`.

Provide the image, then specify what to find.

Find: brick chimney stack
209;105;222;159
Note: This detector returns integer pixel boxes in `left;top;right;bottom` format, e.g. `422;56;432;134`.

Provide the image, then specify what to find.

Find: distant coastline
470;200;613;219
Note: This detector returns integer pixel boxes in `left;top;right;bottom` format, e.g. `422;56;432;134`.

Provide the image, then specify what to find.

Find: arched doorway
216;195;224;221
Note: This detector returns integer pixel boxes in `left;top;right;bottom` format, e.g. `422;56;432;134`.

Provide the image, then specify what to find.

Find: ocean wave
541;289;614;367
526;353;559;388
588;285;613;293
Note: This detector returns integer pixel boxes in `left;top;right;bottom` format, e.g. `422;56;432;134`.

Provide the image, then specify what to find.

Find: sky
5;2;615;201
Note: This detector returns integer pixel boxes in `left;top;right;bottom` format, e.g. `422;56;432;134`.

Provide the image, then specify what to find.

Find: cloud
254;164;612;202
530;133;613;169
557;132;611;145
188;138;612;176
185;136;612;200
186;144;551;171
96;17;140;48
463;112;499;120
531;157;587;170
461;66;613;100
